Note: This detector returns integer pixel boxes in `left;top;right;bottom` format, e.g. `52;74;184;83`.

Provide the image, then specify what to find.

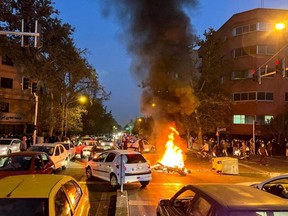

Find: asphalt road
57;153;288;216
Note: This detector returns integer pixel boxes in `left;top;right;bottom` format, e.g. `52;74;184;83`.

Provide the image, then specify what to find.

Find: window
105;153;116;162
62;180;82;209
54;188;72;216
285;92;288;101
264;116;273;124
0;77;13;89
189;196;211;216
2;55;14;66
233;92;273;101
257;92;265;100
0;102;9;112
233;115;245;124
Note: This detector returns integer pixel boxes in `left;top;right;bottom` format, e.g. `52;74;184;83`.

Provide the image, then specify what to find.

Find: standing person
258;142;268;165
221;139;228;156
20;135;27;151
240;141;247;160
122;136;128;150
267;141;273;157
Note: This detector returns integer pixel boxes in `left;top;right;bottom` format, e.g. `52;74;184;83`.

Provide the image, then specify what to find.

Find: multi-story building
201;8;288;137
0;56;34;135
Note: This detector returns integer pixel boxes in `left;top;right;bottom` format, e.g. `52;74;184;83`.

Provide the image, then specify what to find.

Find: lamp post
64;95;87;137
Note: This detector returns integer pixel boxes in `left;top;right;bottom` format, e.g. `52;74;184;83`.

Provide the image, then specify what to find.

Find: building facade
0;56;34;135
203;8;288;137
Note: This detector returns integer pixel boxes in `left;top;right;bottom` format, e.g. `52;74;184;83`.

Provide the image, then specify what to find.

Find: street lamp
64;95;87;137
275;22;286;31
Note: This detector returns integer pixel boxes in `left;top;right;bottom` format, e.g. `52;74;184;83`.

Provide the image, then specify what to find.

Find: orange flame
159;127;184;168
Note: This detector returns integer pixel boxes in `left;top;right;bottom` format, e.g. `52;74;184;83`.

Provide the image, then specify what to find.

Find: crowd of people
190;136;288;166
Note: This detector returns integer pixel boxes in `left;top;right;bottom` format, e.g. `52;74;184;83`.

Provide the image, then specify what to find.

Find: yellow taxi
0;174;90;216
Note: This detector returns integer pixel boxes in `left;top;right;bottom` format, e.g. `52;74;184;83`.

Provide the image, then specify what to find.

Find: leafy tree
185;28;232;144
0;0;113;137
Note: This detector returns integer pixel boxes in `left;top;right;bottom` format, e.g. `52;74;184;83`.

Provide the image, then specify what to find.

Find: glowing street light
275;22;286;31
64;95;87;137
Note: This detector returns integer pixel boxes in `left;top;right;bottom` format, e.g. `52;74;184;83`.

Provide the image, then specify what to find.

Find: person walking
221;139;228;156
20;135;27;151
258;142;268;165
267;141;273;157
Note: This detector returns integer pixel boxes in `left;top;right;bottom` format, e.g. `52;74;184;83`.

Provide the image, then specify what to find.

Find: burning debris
151;126;191;176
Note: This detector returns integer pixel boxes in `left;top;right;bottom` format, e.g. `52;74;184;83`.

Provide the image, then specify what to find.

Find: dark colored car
0;151;55;179
156;184;288;216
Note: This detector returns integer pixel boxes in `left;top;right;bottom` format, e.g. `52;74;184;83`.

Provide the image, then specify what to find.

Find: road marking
128;200;156;206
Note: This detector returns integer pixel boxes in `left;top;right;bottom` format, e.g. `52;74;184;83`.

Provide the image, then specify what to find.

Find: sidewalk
237;154;288;177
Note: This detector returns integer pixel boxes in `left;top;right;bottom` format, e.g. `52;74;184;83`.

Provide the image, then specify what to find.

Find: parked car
251;174;288;199
0;174;90;216
28;143;69;170
0;138;21;155
156;183;288;216
128;139;156;153
55;142;76;160
86;150;152;188
0;151;55;178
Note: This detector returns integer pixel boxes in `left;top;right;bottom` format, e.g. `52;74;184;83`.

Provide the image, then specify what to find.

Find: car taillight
147;164;151;169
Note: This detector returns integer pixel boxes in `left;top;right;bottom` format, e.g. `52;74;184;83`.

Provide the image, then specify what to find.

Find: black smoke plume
100;1;200;150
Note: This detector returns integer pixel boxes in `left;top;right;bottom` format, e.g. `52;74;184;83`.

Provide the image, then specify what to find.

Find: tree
0;0;112;137
185;28;232;144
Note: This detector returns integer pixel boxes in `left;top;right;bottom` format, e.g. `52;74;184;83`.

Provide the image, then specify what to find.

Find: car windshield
230;211;288;216
0;140;12;145
62;144;70;150
0;155;32;171
30;146;54;156
0;198;48;215
125;154;147;163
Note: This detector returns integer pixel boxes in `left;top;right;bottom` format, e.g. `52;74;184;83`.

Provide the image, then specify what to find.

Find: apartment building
202;8;288;137
0;56;34;135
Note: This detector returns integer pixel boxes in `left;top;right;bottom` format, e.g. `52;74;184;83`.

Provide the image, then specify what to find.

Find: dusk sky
54;0;287;127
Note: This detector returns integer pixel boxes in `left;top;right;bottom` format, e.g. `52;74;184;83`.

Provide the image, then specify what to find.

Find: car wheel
62;158;68;169
140;181;150;187
110;174;119;189
86;167;93;180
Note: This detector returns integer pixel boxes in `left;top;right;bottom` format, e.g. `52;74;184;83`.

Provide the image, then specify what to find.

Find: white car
55;142;76;160
86;150;152;188
29;143;69;170
128;139;156;153
251;174;288;199
0;138;21;155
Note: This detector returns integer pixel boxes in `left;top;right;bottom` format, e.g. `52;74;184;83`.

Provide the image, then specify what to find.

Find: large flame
159;127;184;168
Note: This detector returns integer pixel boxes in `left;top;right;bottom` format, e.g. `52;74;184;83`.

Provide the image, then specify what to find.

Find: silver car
0;138;21;155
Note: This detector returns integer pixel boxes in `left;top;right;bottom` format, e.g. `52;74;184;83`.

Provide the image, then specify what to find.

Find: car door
92;152;109;180
53;146;62;169
11;140;20;153
40;153;54;173
102;152;117;180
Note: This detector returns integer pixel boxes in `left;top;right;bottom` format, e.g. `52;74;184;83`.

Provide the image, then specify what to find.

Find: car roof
0;138;20;141
7;151;46;156
188;184;288;210
106;149;142;155
32;143;62;147
0;174;74;198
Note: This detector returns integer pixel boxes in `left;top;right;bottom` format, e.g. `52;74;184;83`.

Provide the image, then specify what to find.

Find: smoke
101;0;199;117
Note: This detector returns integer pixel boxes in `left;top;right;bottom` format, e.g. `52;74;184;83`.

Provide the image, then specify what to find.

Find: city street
57;152;288;216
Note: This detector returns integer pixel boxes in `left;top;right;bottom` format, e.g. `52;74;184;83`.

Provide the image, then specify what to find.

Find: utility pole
0;20;41;48
33;93;38;145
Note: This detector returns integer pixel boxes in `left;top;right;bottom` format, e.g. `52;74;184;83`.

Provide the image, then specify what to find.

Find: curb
115;190;129;216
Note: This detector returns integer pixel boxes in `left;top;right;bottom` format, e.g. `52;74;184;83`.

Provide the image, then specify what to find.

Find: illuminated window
233;115;245;124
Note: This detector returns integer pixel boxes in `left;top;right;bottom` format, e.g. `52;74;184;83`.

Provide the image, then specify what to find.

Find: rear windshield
30;146;54;156
126;154;147;163
0;198;49;216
